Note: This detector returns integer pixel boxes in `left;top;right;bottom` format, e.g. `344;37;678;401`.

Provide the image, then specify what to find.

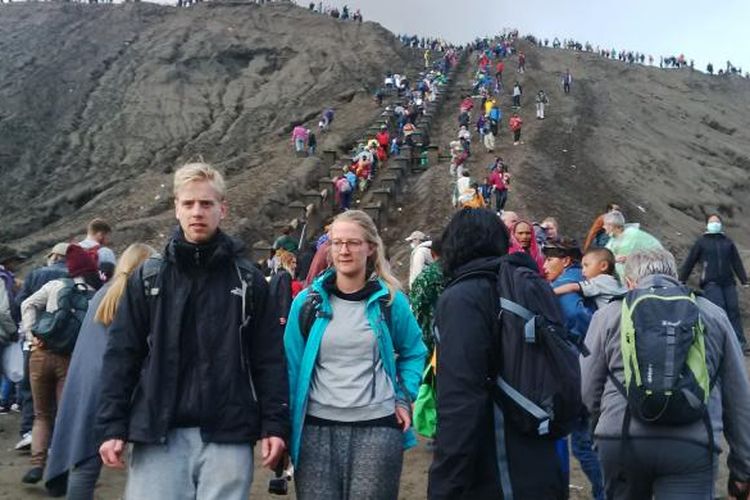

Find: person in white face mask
679;213;749;354
405;231;433;288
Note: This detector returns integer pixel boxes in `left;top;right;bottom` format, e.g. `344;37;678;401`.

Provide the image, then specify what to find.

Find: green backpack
414;350;437;438
614;284;710;426
33;279;94;355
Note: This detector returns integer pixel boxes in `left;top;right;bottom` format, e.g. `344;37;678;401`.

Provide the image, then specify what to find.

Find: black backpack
490;253;583;439
33;278;95;354
454;253;584;439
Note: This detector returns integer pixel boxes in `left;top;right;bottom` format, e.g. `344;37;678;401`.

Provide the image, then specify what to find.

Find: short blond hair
173;163;226;200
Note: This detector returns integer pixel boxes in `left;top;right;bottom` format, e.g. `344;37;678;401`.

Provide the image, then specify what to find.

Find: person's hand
279;317;287;326
395;405;411;432
100;439;126;469
261;436;286;469
728;477;750;500
615;255;627;263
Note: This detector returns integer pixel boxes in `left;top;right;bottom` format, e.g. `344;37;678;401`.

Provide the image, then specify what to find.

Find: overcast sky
323;0;749;72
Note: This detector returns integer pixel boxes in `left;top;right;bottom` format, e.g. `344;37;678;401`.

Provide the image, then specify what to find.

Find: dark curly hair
440;209;510;278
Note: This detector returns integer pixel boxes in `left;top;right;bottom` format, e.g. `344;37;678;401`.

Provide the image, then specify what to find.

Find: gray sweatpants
295;424;404;500
125;427;254;500
597;438;717;500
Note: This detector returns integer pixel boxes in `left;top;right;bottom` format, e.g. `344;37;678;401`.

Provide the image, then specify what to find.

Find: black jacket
96;230;289;445
268;269;293;323
679;233;748;287
428;255;564;500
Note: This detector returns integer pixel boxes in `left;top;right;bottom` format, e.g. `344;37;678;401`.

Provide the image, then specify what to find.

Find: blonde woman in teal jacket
284;210;427;500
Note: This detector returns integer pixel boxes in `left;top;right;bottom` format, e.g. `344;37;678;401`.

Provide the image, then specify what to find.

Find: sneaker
15;432;32;451
10;403;20;413
0;405;10;414
21;467;43;484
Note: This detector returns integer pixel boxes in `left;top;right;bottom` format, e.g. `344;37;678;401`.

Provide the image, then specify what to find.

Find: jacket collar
165;226;245;271
311;268;389;310
635;274;681;290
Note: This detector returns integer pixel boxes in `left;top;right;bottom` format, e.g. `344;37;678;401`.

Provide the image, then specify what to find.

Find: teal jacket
283;269;428;464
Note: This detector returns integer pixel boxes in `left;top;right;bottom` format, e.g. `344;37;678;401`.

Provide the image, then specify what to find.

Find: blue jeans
571;416;605;500
20;349;34;435
703;283;745;347
294;138;305;153
125;427;254;500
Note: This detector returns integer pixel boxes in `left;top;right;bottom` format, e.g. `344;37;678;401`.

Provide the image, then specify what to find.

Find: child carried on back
554;248;626;308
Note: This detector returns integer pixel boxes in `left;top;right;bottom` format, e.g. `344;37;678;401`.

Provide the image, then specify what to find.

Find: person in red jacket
459;96;474;113
509;113;523;145
375;126;390;154
488;165;508;212
518;51;526;73
495;60;505;82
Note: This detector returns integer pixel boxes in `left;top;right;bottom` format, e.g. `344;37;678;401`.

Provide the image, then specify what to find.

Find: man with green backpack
582;248;750;500
19;244;102;485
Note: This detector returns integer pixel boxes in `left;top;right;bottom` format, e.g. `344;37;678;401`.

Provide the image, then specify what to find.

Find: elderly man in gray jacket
581;248;750;500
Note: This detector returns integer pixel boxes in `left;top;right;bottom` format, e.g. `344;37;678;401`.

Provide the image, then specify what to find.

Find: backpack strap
495;376;551;436
141;256;164;298
493;402;515;500
298;290;392;343
298;290;326;341
233;258;256;326
499;298;536;343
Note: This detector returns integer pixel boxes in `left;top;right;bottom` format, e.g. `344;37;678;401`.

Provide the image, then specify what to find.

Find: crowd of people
525;34;748;78
1;26;749;500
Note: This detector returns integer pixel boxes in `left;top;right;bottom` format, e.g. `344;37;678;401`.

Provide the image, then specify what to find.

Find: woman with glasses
284;210;427;500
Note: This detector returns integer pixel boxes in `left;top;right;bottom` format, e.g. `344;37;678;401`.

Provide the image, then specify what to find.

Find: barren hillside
0;1;419;253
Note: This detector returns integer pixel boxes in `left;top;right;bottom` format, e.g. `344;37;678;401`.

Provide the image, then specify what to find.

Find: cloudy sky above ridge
325;0;749;73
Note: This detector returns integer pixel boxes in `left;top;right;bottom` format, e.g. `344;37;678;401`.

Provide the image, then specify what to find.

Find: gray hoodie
581;274;750;481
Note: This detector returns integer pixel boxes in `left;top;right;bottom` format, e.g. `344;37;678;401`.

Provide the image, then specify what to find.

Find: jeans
513;95;521;107
294;138;305;153
29;349;70;467
493;189;508;212
0;375;15;406
571;417;605;500
125;427;253;500
703;282;745;346
513;129;521;142
20;349;34;436
67;455;103;500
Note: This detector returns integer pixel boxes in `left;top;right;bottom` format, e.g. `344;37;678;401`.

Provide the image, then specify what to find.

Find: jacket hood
447;255;502;283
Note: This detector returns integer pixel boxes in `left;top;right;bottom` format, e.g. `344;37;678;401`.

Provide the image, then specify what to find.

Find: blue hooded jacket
283;269;427;464
550;263;594;340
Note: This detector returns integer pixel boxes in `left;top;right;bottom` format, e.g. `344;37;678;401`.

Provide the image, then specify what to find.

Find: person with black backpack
582;248;750;500
19;244;102;485
284;210;426;500
96;163;289;500
429;209;578;500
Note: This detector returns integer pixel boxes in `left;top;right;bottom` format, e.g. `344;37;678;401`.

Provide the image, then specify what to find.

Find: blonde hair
276;249;297;274
95;243;156;326
173;162;226;200
329;210;401;303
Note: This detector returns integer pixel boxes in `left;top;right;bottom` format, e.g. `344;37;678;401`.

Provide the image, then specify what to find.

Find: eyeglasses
331;239;365;251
